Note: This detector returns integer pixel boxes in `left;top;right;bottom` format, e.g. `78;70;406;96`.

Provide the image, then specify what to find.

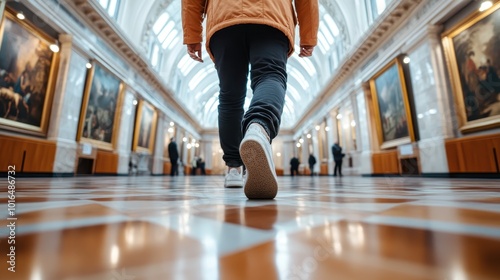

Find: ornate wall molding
62;0;202;134
294;0;424;131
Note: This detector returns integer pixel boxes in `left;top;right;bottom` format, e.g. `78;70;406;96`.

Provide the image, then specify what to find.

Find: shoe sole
240;139;277;199
225;181;243;188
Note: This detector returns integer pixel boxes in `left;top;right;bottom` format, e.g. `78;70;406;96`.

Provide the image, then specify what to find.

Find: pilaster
152;114;165;175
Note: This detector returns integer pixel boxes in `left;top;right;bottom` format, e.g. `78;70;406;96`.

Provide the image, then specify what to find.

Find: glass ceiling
148;1;347;129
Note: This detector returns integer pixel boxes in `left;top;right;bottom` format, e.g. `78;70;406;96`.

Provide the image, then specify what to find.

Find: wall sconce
403;55;411;64
479;1;493;12
49;40;60;53
16;11;25;20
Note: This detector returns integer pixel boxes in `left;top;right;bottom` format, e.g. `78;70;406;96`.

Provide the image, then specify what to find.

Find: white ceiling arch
138;0;353;129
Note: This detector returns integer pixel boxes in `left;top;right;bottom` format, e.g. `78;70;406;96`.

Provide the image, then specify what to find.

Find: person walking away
290;157;300;177
168;138;179;176
182;0;319;198
308;154;316;176
331;141;343;176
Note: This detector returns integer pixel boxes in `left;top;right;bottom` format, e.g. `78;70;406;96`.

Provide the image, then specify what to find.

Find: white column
357;86;373;175
283;141;293;175
181;130;189;174
151;114;165;175
326;111;336;175
301;133;308;174
115;89;136;174
46;34;78;174
203;140;213;173
311;127;320;174
409;25;453;174
47;34;73;141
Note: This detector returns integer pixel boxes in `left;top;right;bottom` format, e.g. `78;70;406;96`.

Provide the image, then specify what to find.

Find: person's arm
294;0;319;57
182;0;206;62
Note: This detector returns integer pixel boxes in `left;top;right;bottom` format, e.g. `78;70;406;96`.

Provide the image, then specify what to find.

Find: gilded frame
76;62;124;150
132;99;157;154
442;2;500;133
370;58;415;149
0;9;59;136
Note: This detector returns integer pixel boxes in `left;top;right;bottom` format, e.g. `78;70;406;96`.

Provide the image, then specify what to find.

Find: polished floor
1;175;500;280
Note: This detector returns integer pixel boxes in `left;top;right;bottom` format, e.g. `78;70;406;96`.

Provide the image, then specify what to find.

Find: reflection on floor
1;175;500;280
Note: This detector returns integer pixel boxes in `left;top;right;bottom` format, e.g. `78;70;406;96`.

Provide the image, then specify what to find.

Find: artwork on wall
0;9;59;135
133;100;157;154
443;2;500;132
370;59;415;149
77;62;123;150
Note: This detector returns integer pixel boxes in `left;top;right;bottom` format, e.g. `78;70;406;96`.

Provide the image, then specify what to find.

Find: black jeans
334;160;342;176
210;24;289;167
170;160;178;176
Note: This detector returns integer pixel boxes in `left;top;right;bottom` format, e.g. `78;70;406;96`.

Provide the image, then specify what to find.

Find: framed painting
370;59;415;149
442;2;500;133
0;9;59;135
132;100;157;154
77;62;124;150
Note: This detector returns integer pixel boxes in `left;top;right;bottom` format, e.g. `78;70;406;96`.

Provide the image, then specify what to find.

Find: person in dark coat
168;138;179;176
290;157;300;177
331;141;344;176
308;154;316;176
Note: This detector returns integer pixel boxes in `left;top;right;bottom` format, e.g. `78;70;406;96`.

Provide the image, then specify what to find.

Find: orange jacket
182;0;319;61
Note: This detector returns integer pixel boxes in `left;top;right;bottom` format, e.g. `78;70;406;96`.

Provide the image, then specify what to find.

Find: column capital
426;24;444;36
58;34;73;44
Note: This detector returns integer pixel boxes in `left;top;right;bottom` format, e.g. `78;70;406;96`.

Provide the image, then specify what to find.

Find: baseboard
424;173;500;179
362;173;401;177
94;173;130;176
362;173;500;179
0;172;74;178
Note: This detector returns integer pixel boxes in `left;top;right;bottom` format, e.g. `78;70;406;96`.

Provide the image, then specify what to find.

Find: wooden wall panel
163;161;171;174
372;150;399;174
320;163;328;175
23;142;56;172
0;137;27;172
0;135;55;172
445;141;463;173
445;133;500;173
94;150;118;174
460;139;496;173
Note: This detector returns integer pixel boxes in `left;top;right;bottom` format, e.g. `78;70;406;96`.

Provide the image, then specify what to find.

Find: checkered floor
1;175;500;279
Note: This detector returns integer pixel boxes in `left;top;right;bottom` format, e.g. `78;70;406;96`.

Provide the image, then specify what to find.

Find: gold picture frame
370;58;415;149
0;8;59;136
442;2;500;133
76;62;124;150
132;100;157;154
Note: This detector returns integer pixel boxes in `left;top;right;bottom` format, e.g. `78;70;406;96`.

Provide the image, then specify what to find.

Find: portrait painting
133;100;157;153
0;10;58;135
443;3;500;132
370;59;415;149
77;63;123;150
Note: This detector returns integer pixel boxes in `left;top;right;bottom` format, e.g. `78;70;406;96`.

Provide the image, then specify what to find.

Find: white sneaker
239;123;278;199
224;167;244;188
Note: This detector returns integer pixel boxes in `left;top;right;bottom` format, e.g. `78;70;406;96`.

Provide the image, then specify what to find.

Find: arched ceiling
139;0;353;130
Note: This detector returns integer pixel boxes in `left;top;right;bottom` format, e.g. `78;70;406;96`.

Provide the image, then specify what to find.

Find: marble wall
356;89;373;174
53;50;87;173
116;90;136;174
409;42;449;173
